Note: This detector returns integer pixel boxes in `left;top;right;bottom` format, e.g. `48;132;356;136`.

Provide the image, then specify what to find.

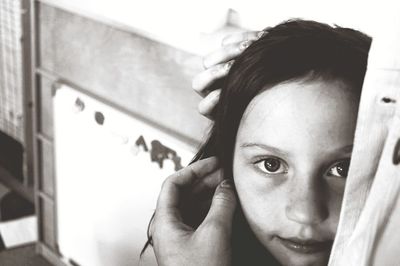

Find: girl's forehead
237;79;359;155
242;78;357;121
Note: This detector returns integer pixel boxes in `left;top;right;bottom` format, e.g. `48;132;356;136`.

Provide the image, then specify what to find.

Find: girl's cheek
233;155;287;193
233;163;287;219
326;178;346;195
234;175;288;243
327;186;345;233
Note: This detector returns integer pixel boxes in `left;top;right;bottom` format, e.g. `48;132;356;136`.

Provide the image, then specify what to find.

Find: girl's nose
285;178;329;226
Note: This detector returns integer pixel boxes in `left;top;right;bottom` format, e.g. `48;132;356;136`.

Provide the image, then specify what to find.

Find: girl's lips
276;236;333;254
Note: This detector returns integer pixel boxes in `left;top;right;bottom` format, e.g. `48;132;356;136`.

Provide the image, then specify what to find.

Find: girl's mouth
276;236;333;254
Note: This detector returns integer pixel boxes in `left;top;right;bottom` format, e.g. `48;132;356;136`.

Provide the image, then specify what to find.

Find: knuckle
214;191;235;206
186;164;198;179
161;172;179;190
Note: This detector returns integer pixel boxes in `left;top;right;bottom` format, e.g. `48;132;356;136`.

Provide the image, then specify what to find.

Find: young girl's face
232;79;358;266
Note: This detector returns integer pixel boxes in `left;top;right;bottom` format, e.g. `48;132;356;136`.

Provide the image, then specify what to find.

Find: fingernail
240;40;251;50
208;89;221;99
220;179;233;188
257;31;265;39
224;60;234;70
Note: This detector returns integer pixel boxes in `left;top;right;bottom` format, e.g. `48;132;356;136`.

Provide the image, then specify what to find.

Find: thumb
203;179;237;232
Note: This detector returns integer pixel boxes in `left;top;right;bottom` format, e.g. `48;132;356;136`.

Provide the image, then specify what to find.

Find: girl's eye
255;157;288;174
327;159;350;178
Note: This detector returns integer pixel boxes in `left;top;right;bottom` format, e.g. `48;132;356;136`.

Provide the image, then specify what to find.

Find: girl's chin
275;252;330;266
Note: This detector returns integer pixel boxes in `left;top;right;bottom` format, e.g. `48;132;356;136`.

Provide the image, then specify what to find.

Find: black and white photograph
0;0;399;265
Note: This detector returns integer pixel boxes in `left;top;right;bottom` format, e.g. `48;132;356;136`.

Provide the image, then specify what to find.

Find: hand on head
192;31;266;119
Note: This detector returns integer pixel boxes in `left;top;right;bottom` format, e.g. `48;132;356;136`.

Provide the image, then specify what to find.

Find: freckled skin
233;79;359;266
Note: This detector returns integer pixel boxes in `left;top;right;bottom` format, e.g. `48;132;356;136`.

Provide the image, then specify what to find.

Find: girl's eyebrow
332;144;354;153
240;143;354;156
240;142;289;156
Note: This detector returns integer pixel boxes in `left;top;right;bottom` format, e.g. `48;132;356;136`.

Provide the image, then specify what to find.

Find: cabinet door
54;84;195;266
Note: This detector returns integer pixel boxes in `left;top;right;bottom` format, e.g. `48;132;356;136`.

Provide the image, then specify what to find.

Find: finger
156;157;219;212
178;168;223;228
202;30;267;69
191;168;224;197
192;62;233;96
221;30;265;46
198;89;221;119
202;179;237;232
203;40;251;69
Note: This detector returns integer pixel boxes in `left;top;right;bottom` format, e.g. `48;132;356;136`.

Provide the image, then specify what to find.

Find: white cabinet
53;85;194;266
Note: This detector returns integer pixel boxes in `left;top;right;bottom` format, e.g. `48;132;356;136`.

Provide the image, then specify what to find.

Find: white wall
40;0;398;55
231;0;397;39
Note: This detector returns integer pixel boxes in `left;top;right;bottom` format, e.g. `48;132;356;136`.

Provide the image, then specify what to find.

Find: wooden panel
37;243;67;266
37;76;55;138
37;3;210;144
0;244;53;266
39;197;56;249
38;139;54;197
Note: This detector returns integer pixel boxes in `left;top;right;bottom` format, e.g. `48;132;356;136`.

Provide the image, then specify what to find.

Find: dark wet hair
142;19;371;264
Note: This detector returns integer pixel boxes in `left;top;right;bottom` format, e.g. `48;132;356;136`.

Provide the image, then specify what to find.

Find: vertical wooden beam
24;0;44;258
21;0;35;188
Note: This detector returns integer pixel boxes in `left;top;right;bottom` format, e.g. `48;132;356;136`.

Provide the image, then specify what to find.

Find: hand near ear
152;157;237;266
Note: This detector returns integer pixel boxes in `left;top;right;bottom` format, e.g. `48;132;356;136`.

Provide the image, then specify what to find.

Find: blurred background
0;0;390;265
